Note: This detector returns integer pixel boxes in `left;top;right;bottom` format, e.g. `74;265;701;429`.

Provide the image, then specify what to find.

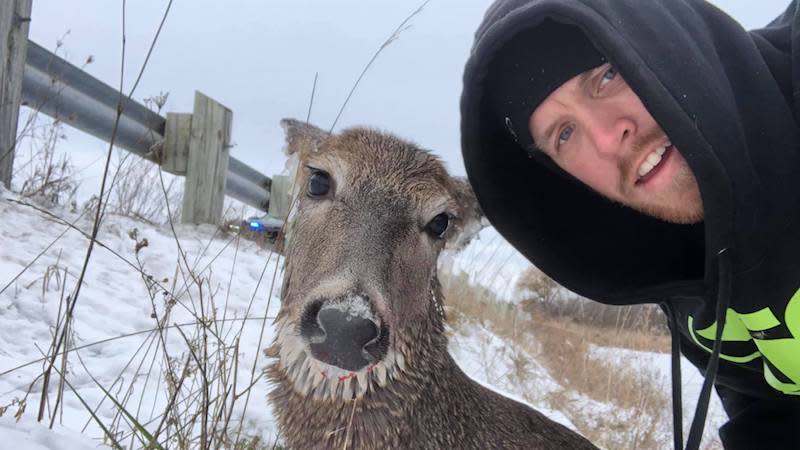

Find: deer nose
300;297;384;371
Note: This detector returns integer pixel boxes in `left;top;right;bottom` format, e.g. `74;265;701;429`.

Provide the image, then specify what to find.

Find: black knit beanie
485;20;607;155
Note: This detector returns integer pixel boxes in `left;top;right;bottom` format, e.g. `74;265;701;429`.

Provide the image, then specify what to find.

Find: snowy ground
0;414;101;450
0;188;725;449
449;322;726;448
591;345;727;447
0;189;283;448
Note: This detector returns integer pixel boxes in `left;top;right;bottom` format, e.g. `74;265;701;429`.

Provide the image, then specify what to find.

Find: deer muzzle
299;295;390;371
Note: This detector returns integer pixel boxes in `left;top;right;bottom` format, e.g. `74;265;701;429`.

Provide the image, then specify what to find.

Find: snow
0;189;283;447
447;320;725;448
0;416;98;450
448;321;575;428
0;188;724;449
592;345;727;447
440;226;531;301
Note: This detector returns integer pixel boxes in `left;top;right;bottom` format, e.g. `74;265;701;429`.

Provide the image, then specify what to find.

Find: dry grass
441;269;673;449
529;320;670;449
4;124;282;448
14;117;78;208
525;309;670;354
104;149;183;225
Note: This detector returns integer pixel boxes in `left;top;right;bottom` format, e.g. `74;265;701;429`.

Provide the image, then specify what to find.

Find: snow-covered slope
0;190;283;447
0;415;98;450
0;189;724;449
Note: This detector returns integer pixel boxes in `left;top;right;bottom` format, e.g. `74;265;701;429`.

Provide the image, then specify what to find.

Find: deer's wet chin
299;296;390;371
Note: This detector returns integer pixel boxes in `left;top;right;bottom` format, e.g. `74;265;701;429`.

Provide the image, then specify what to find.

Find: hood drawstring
670;247;731;450
666;300;684;450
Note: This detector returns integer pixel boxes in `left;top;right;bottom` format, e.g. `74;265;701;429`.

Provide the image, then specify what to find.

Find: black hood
461;0;800;306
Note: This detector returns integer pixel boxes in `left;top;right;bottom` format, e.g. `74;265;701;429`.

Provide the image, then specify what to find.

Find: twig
37;346;125;450
36;1;132;415
150;353;192;445
6;198;226;342
35;0;177;407
0;316;273;379
0;200;84;297
220;338;240;442
232;236;282;442
78;314;160;433
342;397;359;450
329;0;430;132
306;72;318;124
49;272;71;428
218;233;241;338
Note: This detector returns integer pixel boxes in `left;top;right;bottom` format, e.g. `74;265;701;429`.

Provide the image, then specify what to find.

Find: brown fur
266;119;598;450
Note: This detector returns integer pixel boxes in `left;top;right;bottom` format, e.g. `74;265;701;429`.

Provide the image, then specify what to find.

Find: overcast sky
23;0;792;197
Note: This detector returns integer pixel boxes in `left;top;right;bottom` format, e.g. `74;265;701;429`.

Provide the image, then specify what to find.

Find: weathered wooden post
268;174;293;252
268;175;292;220
0;0;32;189
161;112;192;176
163;91;232;225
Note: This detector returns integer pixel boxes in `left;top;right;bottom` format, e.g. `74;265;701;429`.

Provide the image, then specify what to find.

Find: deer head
270;118;483;402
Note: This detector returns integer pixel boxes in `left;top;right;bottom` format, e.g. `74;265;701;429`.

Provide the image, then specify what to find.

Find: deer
265;119;598;450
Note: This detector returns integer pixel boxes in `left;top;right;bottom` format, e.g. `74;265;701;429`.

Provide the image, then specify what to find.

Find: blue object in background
242;215;284;236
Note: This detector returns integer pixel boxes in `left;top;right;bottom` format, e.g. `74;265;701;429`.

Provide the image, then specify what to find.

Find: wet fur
266;120;597;450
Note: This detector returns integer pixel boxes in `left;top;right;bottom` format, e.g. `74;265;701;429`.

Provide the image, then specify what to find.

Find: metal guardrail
20;40;270;211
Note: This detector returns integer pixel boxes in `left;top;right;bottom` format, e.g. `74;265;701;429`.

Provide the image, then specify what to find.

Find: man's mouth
635;142;673;185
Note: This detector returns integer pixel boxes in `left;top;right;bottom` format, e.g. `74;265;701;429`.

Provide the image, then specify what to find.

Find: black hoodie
461;0;800;448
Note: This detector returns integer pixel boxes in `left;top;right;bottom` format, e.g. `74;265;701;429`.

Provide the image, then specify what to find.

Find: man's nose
586;112;635;159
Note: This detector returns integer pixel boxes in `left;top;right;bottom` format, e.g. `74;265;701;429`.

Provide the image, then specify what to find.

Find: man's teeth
637;143;671;178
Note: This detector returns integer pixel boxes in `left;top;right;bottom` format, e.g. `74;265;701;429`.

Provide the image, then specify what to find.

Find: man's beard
616;128;704;224
628;160;704;224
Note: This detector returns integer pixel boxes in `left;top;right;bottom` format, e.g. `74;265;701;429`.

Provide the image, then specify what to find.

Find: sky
21;0;792;199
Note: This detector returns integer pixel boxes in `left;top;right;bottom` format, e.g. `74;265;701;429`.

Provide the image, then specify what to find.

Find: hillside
0;188;725;449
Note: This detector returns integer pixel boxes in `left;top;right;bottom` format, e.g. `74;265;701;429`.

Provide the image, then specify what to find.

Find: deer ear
280;118;329;156
447;177;487;251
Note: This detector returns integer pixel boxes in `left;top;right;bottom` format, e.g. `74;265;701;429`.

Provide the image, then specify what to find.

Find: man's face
529;63;704;224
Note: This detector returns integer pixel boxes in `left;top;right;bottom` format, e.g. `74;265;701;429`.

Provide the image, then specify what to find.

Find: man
460;1;800;449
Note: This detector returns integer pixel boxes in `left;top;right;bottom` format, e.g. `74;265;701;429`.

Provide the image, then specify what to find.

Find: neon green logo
688;288;800;395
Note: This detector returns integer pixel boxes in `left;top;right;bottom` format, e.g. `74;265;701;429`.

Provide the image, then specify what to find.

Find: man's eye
557;126;574;147
599;66;617;89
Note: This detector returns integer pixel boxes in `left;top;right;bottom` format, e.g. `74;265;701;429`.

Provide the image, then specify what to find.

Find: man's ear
447;177;488;251
280;118;329;157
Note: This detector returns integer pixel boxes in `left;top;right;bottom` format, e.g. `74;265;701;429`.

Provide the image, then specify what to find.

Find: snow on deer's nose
300;295;388;371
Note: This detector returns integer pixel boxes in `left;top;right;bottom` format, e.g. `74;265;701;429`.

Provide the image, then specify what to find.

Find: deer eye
307;170;330;197
425;213;450;238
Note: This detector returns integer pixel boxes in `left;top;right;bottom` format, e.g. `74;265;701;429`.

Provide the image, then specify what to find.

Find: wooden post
269;174;294;254
181;91;232;225
268;174;292;220
0;0;32;189
161;112;192;175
